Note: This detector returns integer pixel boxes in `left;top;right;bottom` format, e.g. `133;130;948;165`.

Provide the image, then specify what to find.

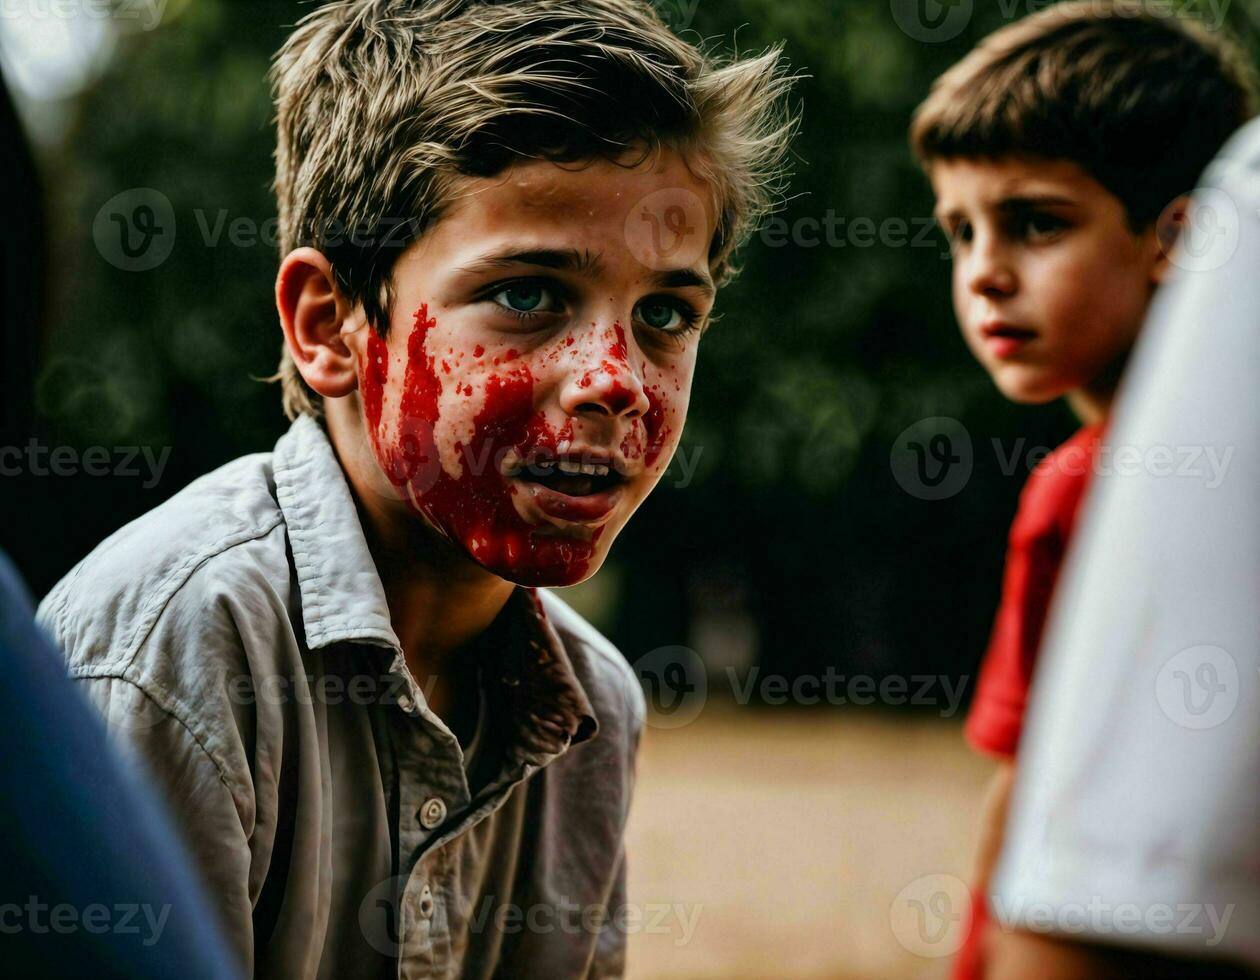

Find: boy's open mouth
510;452;628;498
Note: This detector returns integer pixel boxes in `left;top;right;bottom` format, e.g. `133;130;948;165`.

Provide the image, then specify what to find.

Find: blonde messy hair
268;0;799;419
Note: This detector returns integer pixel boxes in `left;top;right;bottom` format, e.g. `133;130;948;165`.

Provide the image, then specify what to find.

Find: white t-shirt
992;119;1260;965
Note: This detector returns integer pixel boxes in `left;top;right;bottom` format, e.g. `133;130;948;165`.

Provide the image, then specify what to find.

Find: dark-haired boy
909;2;1256;976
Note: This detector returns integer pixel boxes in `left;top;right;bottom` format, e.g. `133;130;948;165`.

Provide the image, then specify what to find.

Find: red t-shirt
953;423;1105;980
965;423;1106;757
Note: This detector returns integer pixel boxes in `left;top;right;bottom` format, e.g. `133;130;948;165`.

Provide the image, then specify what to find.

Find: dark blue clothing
0;550;240;979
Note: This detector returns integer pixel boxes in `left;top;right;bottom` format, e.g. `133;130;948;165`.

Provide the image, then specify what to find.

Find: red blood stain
367;303;596;584
474;344;485;358
621;384;671;469
564;336;576;348
361;327;389;433
610;322;629;361
505;349;519;361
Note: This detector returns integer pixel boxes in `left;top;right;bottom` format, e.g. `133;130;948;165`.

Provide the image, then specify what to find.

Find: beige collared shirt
36;414;645;980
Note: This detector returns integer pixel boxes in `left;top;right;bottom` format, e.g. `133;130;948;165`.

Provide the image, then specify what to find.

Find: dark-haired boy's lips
980;321;1037;340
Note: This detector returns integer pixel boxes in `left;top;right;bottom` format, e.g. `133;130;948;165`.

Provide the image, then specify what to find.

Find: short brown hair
911;0;1257;226
269;0;798;419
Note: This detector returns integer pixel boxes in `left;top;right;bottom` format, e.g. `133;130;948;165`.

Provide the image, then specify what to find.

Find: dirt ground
625;706;994;980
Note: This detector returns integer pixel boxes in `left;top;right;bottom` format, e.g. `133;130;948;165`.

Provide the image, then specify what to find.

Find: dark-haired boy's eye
942;219;971;249
1020;212;1068;241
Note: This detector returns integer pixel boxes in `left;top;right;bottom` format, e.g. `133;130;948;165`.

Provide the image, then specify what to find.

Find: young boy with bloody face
37;2;795;976
909;3;1255;977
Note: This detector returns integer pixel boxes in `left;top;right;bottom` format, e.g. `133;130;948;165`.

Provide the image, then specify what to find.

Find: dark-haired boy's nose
559;325;651;421
966;233;1018;297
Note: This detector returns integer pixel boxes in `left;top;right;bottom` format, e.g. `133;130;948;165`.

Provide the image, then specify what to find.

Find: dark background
5;0;1256;707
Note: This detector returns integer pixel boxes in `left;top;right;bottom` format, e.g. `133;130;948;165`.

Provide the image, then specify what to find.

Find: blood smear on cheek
372;305;596;584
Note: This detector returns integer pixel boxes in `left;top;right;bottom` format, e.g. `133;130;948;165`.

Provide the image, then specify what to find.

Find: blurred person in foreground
986;117;1260;979
908;2;1257;976
33;1;798;976
0;66;237;980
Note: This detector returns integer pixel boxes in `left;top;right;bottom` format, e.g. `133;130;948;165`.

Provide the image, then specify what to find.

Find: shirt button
417;884;435;920
418;796;447;829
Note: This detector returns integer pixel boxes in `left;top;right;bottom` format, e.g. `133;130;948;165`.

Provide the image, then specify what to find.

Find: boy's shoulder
536;589;647;741
36;445;290;679
1012;423;1105;544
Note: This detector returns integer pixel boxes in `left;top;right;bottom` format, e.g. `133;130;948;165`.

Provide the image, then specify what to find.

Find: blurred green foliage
11;0;1260;698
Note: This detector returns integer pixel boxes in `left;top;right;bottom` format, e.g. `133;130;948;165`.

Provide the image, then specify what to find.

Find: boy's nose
965;234;1017;297
558;324;651;421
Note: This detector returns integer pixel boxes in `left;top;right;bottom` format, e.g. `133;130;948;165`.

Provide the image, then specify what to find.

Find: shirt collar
273;413;401;653
272;414;598;758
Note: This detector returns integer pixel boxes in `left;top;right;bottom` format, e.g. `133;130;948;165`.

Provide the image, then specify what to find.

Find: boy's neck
366;513;515;670
1067;354;1127;427
357;496;514;736
1066;387;1110;427
324;409;515;690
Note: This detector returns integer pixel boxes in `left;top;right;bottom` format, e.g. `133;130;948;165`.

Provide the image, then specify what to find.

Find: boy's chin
991;371;1066;406
463;535;610;590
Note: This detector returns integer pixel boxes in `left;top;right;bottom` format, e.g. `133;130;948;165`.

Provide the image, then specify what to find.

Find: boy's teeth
555;460;611;477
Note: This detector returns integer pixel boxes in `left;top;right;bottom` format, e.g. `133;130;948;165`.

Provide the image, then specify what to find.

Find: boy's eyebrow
934;194;1079;223
996;194;1079;210
457;246;715;296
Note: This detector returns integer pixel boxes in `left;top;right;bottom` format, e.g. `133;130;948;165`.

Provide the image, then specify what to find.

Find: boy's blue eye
638;300;682;331
493;282;556;315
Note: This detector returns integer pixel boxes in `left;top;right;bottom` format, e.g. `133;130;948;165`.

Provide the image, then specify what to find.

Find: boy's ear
276;248;360;399
1150;195;1190;286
